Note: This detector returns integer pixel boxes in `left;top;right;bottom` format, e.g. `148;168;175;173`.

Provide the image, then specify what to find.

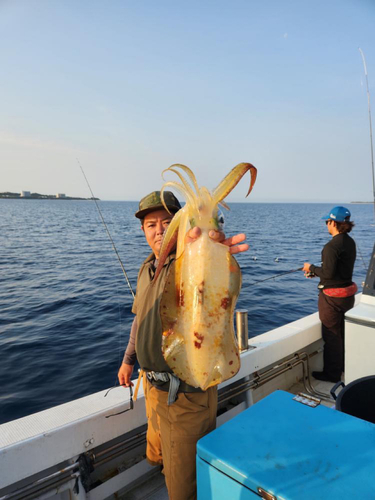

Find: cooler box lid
197;390;375;498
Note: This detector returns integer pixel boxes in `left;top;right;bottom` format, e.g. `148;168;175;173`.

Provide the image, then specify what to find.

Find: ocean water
0;199;374;424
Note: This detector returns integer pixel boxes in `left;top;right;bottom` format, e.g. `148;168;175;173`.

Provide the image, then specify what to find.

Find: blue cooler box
197;390;375;499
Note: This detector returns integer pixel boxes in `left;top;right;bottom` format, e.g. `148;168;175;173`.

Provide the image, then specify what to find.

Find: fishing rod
77;159;135;299
249;267;304;286
359;48;375;222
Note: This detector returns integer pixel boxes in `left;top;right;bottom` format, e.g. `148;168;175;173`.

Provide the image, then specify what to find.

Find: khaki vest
133;253;174;373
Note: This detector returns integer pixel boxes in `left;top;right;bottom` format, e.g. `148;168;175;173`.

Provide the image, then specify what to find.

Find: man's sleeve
123;317;138;365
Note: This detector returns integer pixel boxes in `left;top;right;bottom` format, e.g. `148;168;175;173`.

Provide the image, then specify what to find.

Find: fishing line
77;159;135;299
356;242;370;273
248;267;303;286
114;267;126;370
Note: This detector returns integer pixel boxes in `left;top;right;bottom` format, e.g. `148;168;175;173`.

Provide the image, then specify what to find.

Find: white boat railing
0;307;325;496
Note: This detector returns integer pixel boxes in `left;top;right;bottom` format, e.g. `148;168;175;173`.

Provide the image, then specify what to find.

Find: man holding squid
118;188;250;500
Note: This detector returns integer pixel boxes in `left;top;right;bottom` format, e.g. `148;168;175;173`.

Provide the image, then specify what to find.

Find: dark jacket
310;233;356;288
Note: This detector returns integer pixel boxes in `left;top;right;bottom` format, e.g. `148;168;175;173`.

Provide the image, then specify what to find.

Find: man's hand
185;227;249;255
118;363;134;387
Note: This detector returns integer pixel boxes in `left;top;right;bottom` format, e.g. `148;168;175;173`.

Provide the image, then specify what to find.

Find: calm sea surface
1;200;374;424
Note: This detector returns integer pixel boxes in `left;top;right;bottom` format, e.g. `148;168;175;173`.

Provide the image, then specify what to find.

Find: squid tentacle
161;181;196;212
175;205;189;261
219;200;231;211
153;209;181;283
169;164;200;195
212;163;257;206
163;168;199;212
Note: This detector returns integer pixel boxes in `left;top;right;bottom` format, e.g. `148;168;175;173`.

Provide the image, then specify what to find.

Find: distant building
20;191;31;198
56;193;66;198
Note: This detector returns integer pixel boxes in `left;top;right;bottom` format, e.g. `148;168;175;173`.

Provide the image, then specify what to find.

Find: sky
1;0;375;202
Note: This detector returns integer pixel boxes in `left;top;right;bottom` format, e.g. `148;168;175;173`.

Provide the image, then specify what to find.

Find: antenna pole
359;48;375;220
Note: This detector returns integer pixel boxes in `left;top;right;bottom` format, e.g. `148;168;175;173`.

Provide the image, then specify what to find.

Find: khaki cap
135;191;181;219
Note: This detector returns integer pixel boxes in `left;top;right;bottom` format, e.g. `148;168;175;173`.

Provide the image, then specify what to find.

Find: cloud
283;33;288;39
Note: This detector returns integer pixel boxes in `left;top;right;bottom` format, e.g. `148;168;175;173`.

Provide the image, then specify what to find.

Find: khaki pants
143;376;217;500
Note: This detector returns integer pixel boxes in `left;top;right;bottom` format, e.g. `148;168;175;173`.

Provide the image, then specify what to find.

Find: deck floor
120;468;167;500
288;378;337;408
121;376;339;499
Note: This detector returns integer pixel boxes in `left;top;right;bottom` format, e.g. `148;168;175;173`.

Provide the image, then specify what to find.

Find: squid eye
217;209;225;230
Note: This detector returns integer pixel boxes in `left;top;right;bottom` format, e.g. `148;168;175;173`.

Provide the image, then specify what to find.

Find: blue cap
321;206;351;222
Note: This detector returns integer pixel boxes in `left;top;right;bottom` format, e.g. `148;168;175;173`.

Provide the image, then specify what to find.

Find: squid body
155;163;257;390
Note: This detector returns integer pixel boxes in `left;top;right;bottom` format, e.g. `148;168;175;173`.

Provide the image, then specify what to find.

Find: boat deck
4;301;358;500
121;467;168;500
121;377;337;500
288;378;337;408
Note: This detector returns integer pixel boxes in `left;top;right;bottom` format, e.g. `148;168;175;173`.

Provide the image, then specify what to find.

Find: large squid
155;163;257;390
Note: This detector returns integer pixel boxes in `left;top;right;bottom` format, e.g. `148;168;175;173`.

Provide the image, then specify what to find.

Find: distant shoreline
0;192;98;201
0;193;372;203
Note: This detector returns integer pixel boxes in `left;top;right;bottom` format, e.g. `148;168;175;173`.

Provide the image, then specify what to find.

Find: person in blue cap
302;206;357;382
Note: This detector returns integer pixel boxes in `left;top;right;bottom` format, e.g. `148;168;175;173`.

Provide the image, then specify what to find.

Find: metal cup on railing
235;309;249;352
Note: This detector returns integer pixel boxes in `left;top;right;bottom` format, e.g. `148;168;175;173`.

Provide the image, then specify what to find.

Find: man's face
142;209;174;258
